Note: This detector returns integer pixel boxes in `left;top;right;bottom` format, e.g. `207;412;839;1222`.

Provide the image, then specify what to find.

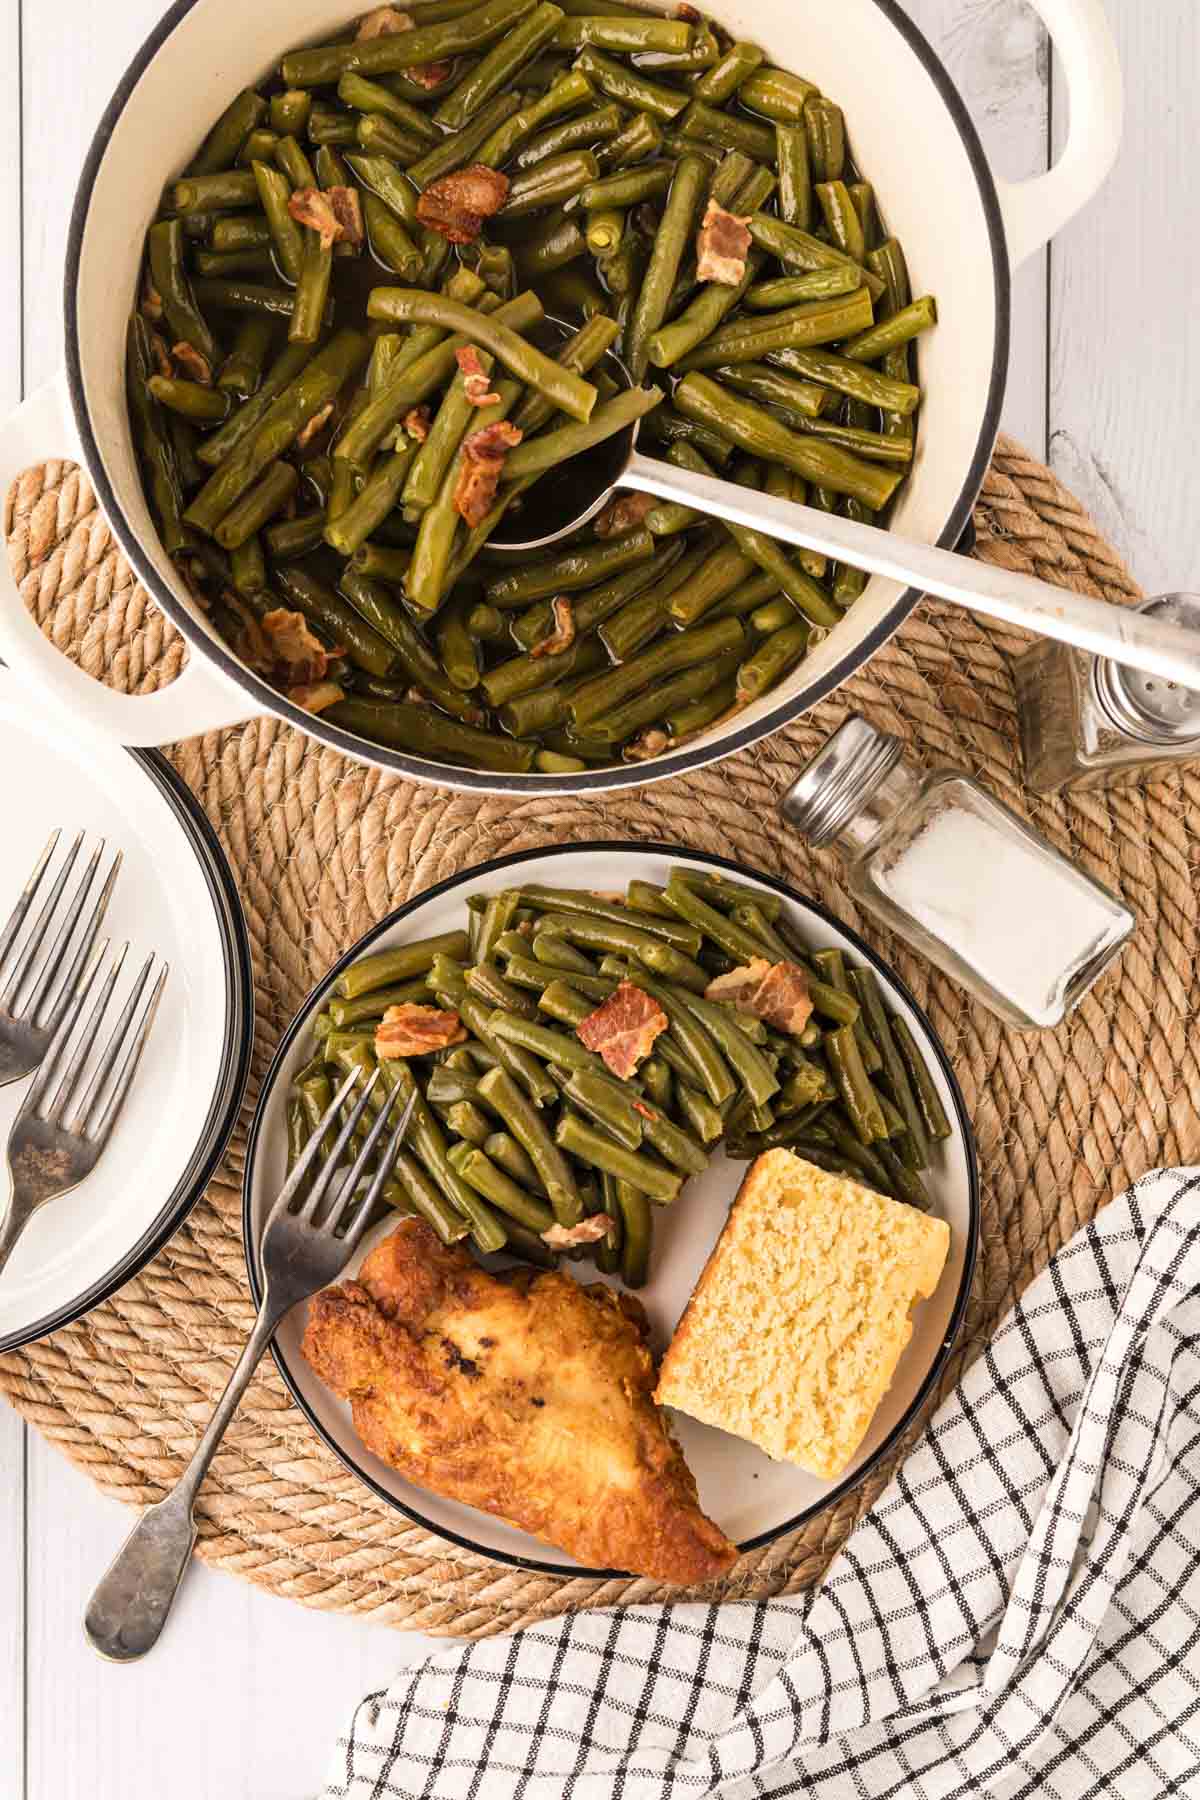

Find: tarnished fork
0;828;122;1088
0;940;169;1274
84;1068;417;1662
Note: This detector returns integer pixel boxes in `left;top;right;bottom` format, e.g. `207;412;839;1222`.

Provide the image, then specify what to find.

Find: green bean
660;537;755;628
194;248;276;279
825;1024;887;1143
556;14;689;51
404;348;497;512
512;213;587;280
127;319;187;554
639;22;718;71
485;529;651;609
216;315;275;398
149;220;217;365
816;179;864;264
552;1110;679;1204
502;148;600;217
497;647;609;735
476;69;594;165
274;132;318;190
601;960;734;1105
367;288;595;420
677;99;774;163
477;1065;581;1223
406;90;525;187
746;211;884;299
804;95;844;181
536;977;612;1022
640;407;733;465
773;120;812;229
522;886;702;953
578;163;673;211
674;287;874;371
323;443;415;558
145;376;228;423
192;276;328;323
848;968;930;1164
435;2;565;131
235;128;281;168
500;384;662;482
569;616;739;729
356;193;419;277
842;295;938;363
714;361;831;422
614;1179;650;1285
282;0;541;87
669;987;779;1106
290;229;333;345
213;459;299;548
376;1058;508;1251
386;1147;472;1243
510;104;622;172
572;46;686;120
327;697;539;770
738;65;818;121
531;933;596;975
327;978;434;1026
624;152;707;381
209;216;271;253
744;265;860;312
799;416;912;467
228;533;267;597
646;251;763;370
767;344;920;415
273;564;396;674
196;341;314;468
444;1100;491;1146
447;1142;556;1232
337;71;440;143
483;1130;548;1195
674;372;903;510
807;947;878;1072
251;161;304;283
594;110;662;171
735;618;810;702
169;170;260;214
889;1015;952;1142
693;40;765;103
189;87;268;174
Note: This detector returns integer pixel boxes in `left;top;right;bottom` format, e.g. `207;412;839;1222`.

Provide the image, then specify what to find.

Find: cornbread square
655;1149;951;1480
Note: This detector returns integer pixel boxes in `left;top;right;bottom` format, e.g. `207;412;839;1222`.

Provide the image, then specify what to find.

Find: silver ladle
491;373;1200;693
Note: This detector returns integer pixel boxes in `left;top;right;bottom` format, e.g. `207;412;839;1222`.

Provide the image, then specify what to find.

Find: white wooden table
1;3;1195;1794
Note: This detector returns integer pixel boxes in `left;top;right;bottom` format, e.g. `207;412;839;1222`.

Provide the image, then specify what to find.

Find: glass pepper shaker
780;715;1134;1031
1014;593;1200;793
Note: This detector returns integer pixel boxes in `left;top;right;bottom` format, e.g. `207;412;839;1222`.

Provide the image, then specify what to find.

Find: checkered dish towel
324;1168;1200;1799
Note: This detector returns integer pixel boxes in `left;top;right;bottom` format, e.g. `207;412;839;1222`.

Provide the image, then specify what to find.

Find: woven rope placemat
2;436;1197;1638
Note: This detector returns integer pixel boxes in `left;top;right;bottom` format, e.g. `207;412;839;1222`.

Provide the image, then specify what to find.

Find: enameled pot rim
241;839;981;1580
63;0;1010;796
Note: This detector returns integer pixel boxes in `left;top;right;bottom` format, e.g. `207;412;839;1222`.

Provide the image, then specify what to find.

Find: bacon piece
416;165;510;244
541;1216;615;1250
147;331;173;379
453;420;522;527
356;6;410;37
171;341;212;385
696;197;752;286
704;956;813;1035
224;594;275;672
296;401;334;451
530;596;574;659
403;405;432;442
455;345;501;406
593;491;655;538
631;1099;656;1122
261;608;336;684
141;275;164;323
576;980;668;1080
288;680;345;714
624;729;670;762
288;187;361;252
375;1004;468;1058
327;186;364;247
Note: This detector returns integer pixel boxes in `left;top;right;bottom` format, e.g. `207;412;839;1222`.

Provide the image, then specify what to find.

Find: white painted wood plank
1;0;28;1785
1048;0;1199;591
904;0;1049;458
26;1448;440;1800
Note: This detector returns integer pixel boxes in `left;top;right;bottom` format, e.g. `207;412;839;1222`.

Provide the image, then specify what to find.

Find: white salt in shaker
780;715;1134;1031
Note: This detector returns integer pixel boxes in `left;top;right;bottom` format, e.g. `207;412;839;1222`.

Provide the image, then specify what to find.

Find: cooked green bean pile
288;866;952;1286
129;0;937;774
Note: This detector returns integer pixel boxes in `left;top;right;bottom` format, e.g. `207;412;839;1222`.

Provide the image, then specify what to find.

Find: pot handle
0;372;260;746
996;0;1123;271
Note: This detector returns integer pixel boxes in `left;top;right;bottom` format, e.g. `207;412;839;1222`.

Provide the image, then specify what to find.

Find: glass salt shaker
780;715;1134;1031
1014;593;1200;793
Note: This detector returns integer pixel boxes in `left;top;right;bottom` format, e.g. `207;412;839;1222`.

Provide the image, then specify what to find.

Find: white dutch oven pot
0;0;1122;793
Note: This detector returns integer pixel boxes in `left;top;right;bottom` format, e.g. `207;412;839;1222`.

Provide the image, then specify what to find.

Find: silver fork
0;941;169;1275
84;1069;417;1662
0;828;122;1088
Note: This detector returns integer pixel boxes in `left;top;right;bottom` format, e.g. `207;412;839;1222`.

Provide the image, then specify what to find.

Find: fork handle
0;1192;32;1278
84;1294;286;1661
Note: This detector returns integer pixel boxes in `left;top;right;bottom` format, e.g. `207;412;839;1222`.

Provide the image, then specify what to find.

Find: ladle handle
621;453;1200;693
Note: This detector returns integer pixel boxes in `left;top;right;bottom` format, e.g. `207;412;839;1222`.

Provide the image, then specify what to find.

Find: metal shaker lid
1095;594;1200;744
779;714;904;847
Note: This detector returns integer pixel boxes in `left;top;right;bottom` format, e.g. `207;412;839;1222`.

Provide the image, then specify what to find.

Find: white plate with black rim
243;842;979;1579
0;668;253;1354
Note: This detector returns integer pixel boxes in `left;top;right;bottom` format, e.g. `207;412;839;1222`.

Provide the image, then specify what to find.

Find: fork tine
22;838;108;1024
21;936;111;1115
41;944;130;1126
296;1067;383;1222
342;1090;418;1251
0;830;84;1012
322;1081;407;1236
268;1068;363;1223
0;830;61;972
76;958;168;1146
37;849;122;1034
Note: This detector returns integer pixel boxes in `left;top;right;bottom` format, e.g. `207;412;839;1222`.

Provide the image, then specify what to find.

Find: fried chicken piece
302;1221;738;1583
